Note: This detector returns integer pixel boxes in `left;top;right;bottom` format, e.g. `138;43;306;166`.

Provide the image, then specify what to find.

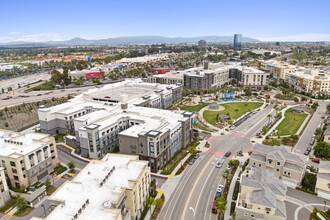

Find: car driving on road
216;162;222;168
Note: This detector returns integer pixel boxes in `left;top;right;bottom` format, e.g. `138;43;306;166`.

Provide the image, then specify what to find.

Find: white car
226;165;231;170
217;185;224;193
216;162;222;168
252;110;257;114
230;125;236;130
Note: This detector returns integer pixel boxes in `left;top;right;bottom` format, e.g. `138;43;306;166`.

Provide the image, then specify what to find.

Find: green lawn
203;102;263;126
276;108;308;136
26;81;54;91
180;102;209;112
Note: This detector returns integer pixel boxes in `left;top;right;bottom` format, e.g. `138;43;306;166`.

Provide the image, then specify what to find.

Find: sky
0;0;330;43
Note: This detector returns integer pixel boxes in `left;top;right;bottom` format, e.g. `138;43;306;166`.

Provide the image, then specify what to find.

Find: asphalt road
294;100;329;155
56;147;88;170
234;103;275;137
160;134;252;220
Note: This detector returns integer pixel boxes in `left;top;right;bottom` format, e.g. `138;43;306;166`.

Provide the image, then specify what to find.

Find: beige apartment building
32;154;150;220
324;128;330;144
0;167;10;208
0;129;58;189
236;168;287;220
249;144;307;187
315;161;330;200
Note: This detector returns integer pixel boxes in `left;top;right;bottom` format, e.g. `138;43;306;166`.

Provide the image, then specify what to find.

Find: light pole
41;204;46;217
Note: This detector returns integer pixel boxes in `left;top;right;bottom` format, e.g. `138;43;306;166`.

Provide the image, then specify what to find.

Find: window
12;169;17;174
277;162;280;166
244;213;248;216
284;171;287;175
288;172;291;176
268;159;272;164
13;175;19;180
251;214;255;217
266;211;270;214
10;161;16;167
258;164;261;167
276;169;279;172
252;162;256;166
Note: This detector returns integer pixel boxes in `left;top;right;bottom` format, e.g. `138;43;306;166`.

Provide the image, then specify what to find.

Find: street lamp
41;204;46;217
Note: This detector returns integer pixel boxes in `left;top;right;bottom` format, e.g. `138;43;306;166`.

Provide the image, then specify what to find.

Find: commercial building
151;68;172;75
38;79;191;172
31;154;150;220
236;168;287;220
249;144;307;187
234;34;242;50
148;62;268;92
0;167;10;208
260;60;330;95
38;79;182;135
315;161;330;200
198;40;207;49
0;129;58;189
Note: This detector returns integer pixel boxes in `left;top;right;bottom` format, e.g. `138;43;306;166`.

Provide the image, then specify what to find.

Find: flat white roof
47;154;148;220
0;129;52;157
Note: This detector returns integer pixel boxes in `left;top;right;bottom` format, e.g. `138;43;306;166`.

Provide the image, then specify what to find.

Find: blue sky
0;0;330;42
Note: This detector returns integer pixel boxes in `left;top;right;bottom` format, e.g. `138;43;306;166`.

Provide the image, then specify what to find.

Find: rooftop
45;154;148;220
0;129;53;157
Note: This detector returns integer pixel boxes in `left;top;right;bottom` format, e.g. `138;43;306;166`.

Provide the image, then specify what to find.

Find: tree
228;120;233;126
263;85;269;91
15;197;29;211
312;102;319;109
234;109;239;118
189;147;197;155
244;103;248;113
294;97;299;103
262;126;268;134
228;160;239;168
4;122;8;127
223;169;231;183
313;141;330;159
67;161;75;170
267;114;272;123
216;196;227;215
146;197;154;217
153;198;163;209
301;96;307;102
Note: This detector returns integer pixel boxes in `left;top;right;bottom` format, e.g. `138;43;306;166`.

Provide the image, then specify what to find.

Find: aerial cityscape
0;1;330;220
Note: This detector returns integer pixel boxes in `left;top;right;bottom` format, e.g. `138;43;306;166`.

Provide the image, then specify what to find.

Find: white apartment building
32;154;150;220
0;130;58;189
0;167;10;208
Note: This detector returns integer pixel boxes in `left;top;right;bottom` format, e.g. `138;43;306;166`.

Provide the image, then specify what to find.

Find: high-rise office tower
234;34;242;49
198;40;207;49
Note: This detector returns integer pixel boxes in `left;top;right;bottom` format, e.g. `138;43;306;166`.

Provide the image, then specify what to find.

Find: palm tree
216;196;227;215
244;103;248;113
267;114;272;123
234;109;239;118
223;169;231;183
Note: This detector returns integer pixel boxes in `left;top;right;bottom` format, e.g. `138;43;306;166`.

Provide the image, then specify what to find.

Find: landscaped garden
180;102;208;112
276;108;308;136
203;102;263;126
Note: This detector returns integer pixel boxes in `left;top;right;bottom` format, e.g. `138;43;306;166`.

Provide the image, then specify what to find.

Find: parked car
225;151;231;157
252;110;257;114
216;162;222;168
230;125;236;130
189;159;195;165
306;165;311;169
214;191;222;200
310;138;315;145
104;96;111;99
226;165;232;170
256;132;261;137
217;185;224;193
321;116;325;119
304;147;312;156
194;154;199;159
312;159;320;164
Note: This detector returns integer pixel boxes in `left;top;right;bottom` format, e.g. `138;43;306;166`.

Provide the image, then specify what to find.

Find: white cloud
256;33;330;42
9;32;21;35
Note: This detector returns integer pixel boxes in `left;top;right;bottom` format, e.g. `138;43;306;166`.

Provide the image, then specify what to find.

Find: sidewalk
224;165;241;220
295;112;311;135
170;153;191;176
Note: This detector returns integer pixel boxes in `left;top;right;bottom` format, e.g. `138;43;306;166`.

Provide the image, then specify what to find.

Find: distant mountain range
0;36;260;47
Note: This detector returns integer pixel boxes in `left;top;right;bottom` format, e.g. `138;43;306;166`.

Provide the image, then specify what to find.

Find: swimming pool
219;97;241;102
